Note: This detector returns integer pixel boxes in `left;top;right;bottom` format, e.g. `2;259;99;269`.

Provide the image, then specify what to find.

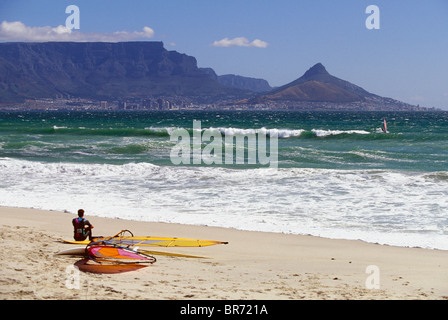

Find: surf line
169;120;278;168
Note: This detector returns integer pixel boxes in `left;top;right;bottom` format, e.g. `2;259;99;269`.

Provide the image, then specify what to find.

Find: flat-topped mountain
0;41;250;103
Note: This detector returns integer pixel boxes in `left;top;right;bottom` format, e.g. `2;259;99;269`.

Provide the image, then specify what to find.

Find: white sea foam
53;125;68;130
146;126;306;139
146;126;181;135
312;129;370;137
140;126;372;139
0;157;447;250
209;127;305;139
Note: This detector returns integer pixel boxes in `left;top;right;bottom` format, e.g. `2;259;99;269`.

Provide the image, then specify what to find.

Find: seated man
72;209;94;241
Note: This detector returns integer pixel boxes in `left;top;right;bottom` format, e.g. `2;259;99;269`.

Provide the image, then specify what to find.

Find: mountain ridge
0;41;250;104
250;63;374;103
0;42;425;110
199;68;272;93
242;62;425;110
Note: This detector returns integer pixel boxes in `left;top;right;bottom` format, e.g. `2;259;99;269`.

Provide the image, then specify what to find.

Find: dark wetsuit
72;217;93;241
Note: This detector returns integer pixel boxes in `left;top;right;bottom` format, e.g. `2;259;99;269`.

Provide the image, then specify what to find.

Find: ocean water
1;110;447;249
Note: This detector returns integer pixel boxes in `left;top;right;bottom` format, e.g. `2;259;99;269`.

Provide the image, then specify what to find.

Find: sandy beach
1;206;447;301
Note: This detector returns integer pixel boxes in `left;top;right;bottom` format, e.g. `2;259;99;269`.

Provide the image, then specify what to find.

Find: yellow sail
61;230;228;248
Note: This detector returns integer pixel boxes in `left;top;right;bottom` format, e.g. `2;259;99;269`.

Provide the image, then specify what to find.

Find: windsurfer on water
381;118;389;133
72;209;94;241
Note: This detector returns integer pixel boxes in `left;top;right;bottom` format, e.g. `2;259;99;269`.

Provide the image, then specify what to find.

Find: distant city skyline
0;0;447;109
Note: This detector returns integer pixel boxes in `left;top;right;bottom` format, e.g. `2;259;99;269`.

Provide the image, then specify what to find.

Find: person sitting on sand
72;209;94;241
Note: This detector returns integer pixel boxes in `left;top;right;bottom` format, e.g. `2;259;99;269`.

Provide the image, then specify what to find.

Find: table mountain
0;41;249;103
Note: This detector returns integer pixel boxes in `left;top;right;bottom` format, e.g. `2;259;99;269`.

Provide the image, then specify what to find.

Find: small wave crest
311;129;371;137
210;127;305;139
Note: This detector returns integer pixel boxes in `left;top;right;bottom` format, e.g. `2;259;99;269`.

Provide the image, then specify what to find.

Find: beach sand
1;206;447;300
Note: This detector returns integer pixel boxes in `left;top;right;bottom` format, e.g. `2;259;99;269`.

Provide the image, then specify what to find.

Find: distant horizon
1;1;447;109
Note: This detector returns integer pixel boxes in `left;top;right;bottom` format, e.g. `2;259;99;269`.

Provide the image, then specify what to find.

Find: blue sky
1;0;447;109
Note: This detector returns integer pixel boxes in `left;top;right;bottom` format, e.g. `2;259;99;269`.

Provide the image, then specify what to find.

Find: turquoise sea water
1;110;447;249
